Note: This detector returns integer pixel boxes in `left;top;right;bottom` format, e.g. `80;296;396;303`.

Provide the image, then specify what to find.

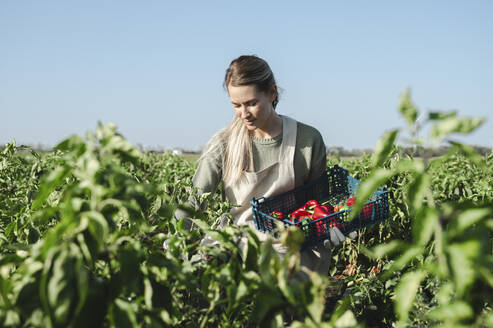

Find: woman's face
228;84;277;137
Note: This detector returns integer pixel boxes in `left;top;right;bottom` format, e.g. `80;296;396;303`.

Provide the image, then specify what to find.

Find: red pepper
289;208;312;227
303;199;320;210
269;210;285;220
333;205;344;213
312;206;329;219
320;204;334;214
289;208;311;219
310;206;330;236
347;196;356;207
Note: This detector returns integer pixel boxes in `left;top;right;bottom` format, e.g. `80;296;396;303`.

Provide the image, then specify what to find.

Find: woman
179;55;348;276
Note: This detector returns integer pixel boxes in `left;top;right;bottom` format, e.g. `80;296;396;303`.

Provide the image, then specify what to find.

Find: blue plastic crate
250;165;389;250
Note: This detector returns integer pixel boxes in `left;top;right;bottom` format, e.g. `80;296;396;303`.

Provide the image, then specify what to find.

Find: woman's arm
294;122;327;187
307;129;327;183
175;151;223;230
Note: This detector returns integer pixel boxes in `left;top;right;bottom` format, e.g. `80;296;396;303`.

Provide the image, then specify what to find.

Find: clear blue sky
2;1;492;151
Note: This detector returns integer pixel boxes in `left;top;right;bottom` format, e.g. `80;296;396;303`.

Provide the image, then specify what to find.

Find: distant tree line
327;145;492;158
2;144;491;158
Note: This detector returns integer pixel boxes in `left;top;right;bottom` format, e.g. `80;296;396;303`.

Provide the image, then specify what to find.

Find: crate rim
250;165;387;210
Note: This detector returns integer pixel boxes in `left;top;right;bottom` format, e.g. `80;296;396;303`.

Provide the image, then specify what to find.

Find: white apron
223;115;330;276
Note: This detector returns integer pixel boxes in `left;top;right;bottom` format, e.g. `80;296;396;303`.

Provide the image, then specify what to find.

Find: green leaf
435;281;454;305
433;217;448;278
372;129;399;167
427;301;474;322
73;260;89;322
329;296;352;324
449;141;488;170
32;166;72;210
235;280;248;303
258;239;278;286
5;221;17;240
483;310;493;327
395;158;425;173
412;207;437;246
251;290;284;324
43;244;84;327
242;270;262;285
367;240;406;258
84;211;110;253
116;244;142;289
448;241;480;297
451;207;492;236
189;218;211;232
478;264;493;289
430;116;485;140
280;226;304;253
406;172;430;214
242;230;260;271
16;281;40;315
334;310;358;328
73;278;107;328
394;269;426;322
150;279;173;312
109;299;138;328
27;227;40;244
385;246;423;277
277;268;296;305
428;110;457;121
144;278;153;308
307;272;325;324
3;310;20;327
349;168;393;222
398;88;418;126
55;135;87;156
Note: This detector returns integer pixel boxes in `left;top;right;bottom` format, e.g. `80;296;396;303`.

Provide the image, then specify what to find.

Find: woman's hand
323;228;357;250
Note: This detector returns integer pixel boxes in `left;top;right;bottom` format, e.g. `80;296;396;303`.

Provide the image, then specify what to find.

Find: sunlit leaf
349;168;393;221
430;116;485;140
373;129;399;167
427;301;473;322
394;269;426;322
398;88;418;126
412;207;437;246
406;172;430;214
189;218;211;232
367;240;407;258
451;207;492;235
334;310;358;328
280;226;304;253
448;241;480;297
259;239;277;285
307;272;325;324
385;246;423;277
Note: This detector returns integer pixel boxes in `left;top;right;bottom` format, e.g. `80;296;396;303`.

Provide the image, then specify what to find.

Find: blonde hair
200;55;279;185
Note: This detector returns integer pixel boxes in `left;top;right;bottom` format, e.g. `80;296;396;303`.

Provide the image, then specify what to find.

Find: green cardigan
192;121;326;202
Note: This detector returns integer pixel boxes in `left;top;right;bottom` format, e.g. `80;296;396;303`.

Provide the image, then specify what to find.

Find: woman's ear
270;84;278;102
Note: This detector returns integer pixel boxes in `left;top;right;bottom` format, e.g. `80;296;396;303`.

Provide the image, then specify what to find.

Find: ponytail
200;116;252;185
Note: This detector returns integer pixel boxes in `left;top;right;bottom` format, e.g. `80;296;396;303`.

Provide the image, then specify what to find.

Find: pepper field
1;91;492;327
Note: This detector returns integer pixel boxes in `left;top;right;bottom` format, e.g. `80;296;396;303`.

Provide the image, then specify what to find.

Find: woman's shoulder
200;140;225;165
294;120;324;144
